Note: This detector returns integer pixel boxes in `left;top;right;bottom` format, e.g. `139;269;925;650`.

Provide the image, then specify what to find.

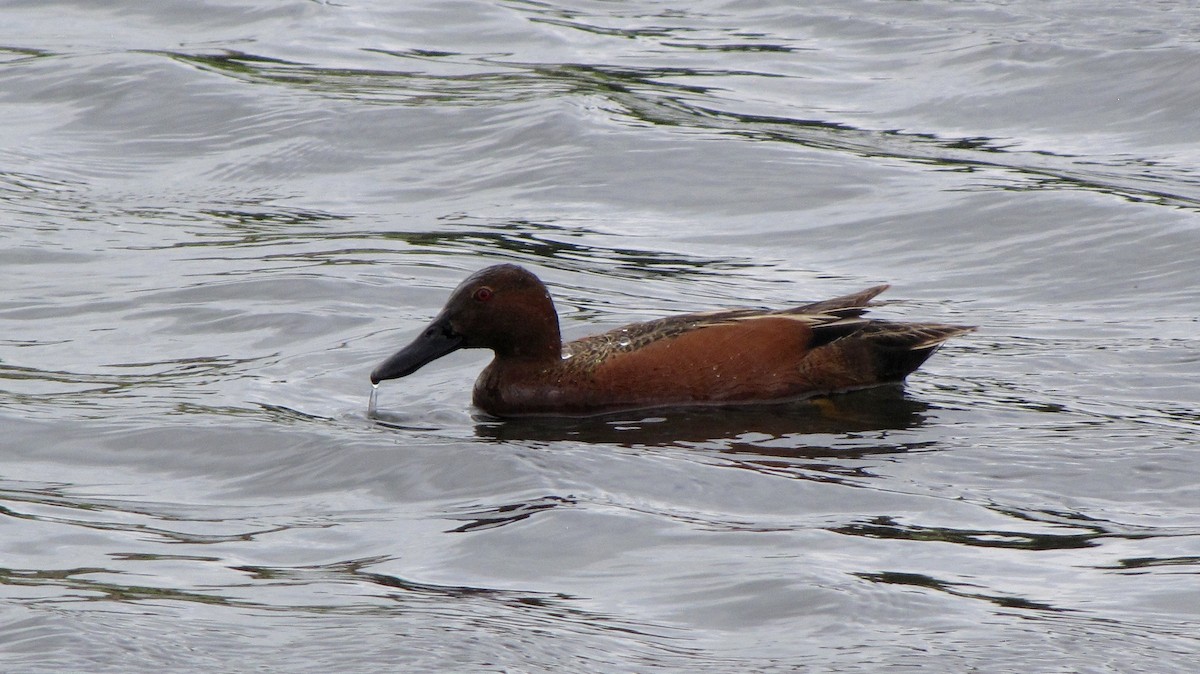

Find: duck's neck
497;293;562;363
505;325;561;362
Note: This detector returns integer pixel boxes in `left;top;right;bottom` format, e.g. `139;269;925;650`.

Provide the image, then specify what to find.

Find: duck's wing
788;284;890;317
562;287;892;368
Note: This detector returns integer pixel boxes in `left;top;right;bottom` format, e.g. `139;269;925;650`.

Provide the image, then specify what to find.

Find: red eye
472;286;493;302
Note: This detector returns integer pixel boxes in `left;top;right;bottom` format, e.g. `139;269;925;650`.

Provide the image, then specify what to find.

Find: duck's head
370;264;562;384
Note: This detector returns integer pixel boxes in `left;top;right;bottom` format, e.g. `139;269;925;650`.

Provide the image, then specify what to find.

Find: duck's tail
856;322;976;382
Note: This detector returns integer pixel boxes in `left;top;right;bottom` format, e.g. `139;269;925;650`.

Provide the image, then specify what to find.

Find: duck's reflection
446;388;937;532
473;386;933;458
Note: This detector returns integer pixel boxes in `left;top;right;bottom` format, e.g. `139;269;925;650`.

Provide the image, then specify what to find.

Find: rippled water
3;1;1199;671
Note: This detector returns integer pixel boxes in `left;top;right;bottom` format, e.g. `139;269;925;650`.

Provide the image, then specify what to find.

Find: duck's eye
472;286;494;302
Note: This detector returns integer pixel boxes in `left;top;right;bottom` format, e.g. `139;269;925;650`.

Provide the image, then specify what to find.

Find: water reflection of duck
371;264;972;418
473;387;935;456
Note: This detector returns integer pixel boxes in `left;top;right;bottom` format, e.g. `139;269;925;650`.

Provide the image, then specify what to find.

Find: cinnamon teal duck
370;264;973;417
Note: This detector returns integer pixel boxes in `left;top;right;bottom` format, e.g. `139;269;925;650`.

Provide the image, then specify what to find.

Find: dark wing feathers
789;284;890;317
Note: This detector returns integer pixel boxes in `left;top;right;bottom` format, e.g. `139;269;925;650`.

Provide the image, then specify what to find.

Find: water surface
2;1;1199;671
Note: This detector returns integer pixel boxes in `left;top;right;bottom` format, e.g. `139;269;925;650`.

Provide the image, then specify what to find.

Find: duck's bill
370;317;464;384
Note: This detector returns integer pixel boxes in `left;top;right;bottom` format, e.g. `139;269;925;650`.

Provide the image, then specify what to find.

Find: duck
370;264;973;417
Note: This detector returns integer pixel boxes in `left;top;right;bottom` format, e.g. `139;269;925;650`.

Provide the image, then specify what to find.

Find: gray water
3;1;1199;671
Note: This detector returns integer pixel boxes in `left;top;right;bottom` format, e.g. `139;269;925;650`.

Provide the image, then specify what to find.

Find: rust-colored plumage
371;264;973;417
